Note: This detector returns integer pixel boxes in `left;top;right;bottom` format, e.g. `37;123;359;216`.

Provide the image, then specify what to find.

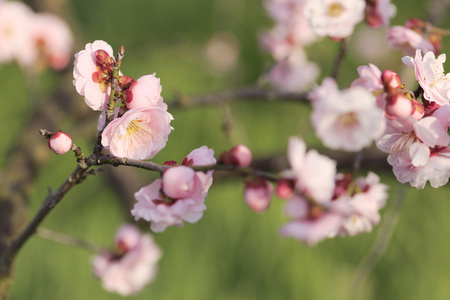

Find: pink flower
376;114;450;188
310;80;385;151
339;172;388;236
73;40;114;111
267;50;319;92
131;178;207;232
101;107;173;160
182;146;216;194
402;50;450;106
91;224;162;296
244;177;273;212
48;131;72;154
387;26;435;56
17;13;73;70
286;137;336;204
124;74;163;109
0;1;33;63
365;0;397;28
304;0;365;38
280;195;347;246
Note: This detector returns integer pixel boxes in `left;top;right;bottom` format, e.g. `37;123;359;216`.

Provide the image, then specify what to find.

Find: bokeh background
2;0;450;299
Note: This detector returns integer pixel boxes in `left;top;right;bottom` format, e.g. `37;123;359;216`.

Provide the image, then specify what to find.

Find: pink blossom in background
92;224;161;296
267;50;319;92
365;0;397;28
286;137;336;204
101;107;173;160
18;13;73;70
244;177;273;212
310;81;385;151
219;144;252;167
351;63;387;109
304;0;365;38
0;1;33;63
73;40;114;111
338;172;388;236
48;131;72;154
402;50;450;106
131;178;207;232
124;73;163;109
280;195;349;246
387;26;436;56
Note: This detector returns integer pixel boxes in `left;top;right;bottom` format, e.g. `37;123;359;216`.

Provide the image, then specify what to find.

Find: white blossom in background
304;0;365;38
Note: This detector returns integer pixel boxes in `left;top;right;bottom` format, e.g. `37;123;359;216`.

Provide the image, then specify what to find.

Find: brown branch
331;38;349;80
170;86;309;109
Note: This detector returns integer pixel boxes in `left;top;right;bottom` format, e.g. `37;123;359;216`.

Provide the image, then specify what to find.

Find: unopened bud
219;144;252;167
48;131;72;154
244;177;273;212
386;93;413;119
381;69;402;92
276;178;295;199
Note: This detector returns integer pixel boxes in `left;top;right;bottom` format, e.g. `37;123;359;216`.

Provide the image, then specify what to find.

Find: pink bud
410;99;425;120
162;166;199;199
48;131;72;154
276;178;295;199
95;49;112;66
386;94;413;119
244;177;273;212
381;69;402;91
423;98;441;115
219;145;252;167
114;224;141;254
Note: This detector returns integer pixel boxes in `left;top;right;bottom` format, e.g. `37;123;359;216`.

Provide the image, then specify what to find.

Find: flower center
127;119;154;140
338;112;358;127
429;58;449;87
328;3;344;17
390;132;416;158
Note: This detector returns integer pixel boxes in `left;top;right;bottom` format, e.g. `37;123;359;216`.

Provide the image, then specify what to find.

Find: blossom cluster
92;224;162;296
259;0;396;92
73;40;173;160
279;137;388;245
131;146;216;232
0;0;73;71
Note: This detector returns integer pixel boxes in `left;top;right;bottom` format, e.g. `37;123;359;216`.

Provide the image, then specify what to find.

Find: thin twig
36;228;106;253
349;184;407;300
170;86;309;109
331;38;349;80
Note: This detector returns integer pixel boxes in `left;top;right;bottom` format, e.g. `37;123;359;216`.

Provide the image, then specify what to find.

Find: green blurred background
2;0;450;299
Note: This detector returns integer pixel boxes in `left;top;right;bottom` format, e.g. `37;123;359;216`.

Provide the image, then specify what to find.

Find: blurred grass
2;0;450;299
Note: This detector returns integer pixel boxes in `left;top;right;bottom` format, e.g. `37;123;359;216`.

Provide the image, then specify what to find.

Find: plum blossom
131;177;207;233
73;40;114;111
286;137;336;204
0;1;33;63
310;79;385;151
402;49;450;106
304;0;365;38
365;0;397;28
101;107;173;160
17;13;73;70
91;224;162;296
376;112;450;188
267;50;319;92
48;131;72;154
124;74;163;110
280;195;349;245
338;172;388;236
132;146;215;232
387;26;436;56
182;146;216;194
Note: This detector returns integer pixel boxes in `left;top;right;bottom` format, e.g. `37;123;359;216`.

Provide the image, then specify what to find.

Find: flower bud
276;178;295;199
219;144;252;167
244;177;273;212
385;93;413;119
162;166;199;199
48;131;72;154
381;69;402;92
